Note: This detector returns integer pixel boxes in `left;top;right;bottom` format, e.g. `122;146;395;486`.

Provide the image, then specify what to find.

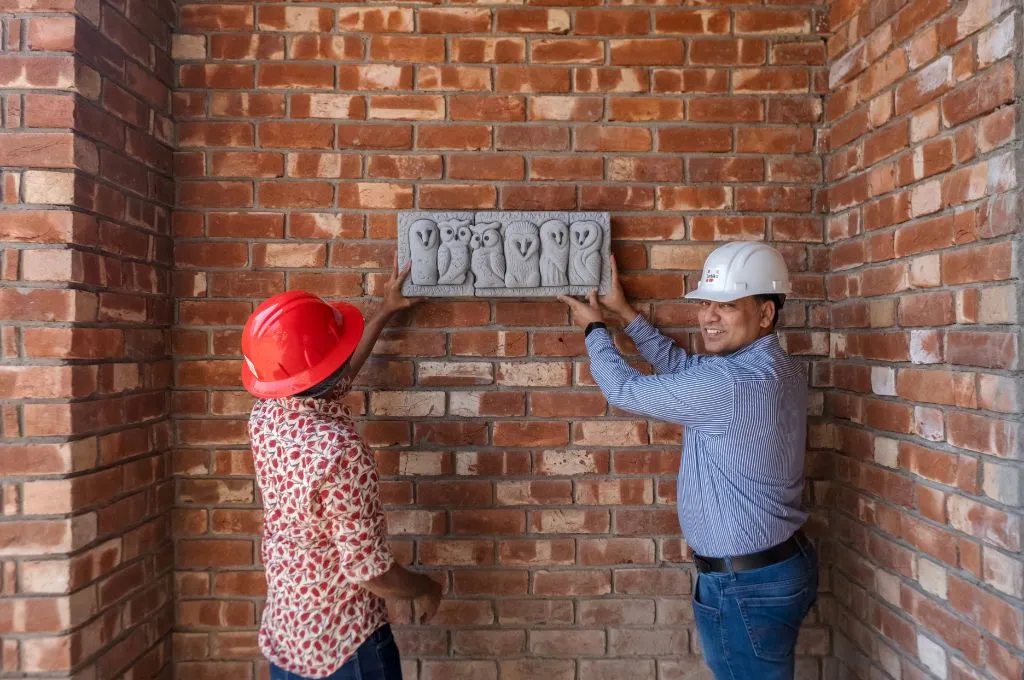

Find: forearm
585;328;645;412
624;313;694;375
361;562;436;599
344;306;393;379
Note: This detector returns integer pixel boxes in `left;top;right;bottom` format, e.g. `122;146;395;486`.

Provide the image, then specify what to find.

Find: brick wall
823;0;1023;676
0;0;176;677
169;1;836;679
2;0;1017;677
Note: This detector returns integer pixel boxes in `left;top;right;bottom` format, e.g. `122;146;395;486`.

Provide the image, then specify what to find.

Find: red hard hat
241;291;364;399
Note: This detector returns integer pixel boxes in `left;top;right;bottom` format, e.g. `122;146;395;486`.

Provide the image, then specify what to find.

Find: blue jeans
270;625;402;680
692;540;818;680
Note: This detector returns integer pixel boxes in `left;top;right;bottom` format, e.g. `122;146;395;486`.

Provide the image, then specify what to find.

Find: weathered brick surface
0;0;175;677
3;0;1019;676
825;0;1023;677
170;1;833;677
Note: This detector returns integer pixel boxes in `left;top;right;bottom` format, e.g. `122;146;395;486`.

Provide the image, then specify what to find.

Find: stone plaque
398;211;611;298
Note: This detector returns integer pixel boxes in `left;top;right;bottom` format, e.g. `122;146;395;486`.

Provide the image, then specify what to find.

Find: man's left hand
558;290;605;329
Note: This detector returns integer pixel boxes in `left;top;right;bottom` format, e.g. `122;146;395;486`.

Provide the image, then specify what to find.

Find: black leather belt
693;530;807;573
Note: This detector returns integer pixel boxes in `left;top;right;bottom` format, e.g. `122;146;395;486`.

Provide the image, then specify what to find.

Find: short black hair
292;361;349;398
754;294;785;329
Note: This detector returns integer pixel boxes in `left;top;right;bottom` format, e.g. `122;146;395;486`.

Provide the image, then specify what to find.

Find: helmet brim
685;289;739;303
684;286;790;303
241;302;365;399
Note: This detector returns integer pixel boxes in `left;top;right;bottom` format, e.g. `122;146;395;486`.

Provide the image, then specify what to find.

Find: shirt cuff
584;321;607;337
341;541;395;584
624;314;655;340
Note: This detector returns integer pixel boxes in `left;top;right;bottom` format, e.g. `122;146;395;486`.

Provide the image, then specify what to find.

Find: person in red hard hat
242;258;441;680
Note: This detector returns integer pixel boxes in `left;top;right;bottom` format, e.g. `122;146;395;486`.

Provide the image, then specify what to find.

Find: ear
759;299;775;329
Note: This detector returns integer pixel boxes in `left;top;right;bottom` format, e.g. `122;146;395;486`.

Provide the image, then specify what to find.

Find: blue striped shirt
586;315;808;558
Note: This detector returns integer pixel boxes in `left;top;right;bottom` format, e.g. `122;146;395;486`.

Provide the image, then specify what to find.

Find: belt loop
794;530;808;557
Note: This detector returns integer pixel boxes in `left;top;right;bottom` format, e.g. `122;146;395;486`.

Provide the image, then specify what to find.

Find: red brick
419;184;495;209
942;242;1012;285
419;8;490;33
576;9;648;35
735;10;811;34
209;93;285;119
179;122;254;148
574;68;650;93
689;39;766;66
531;156;604;181
496;125;569;151
608;98;684;122
610;39;685;66
451;96;526;122
895;0;953;43
605;158;680;183
496;66;570;93
417;66;491;92
336;8;412;32
0;133;75;169
370;36;445;63
575;125;651;152
451;38;526;64
899;292;955;327
738;128;814;153
254;64;332;90
210;35;284;61
336;66;410;92
654;9;729;34
531;39;604;64
449;154;524;181
417;124;491;150
501;185;577;210
495;9;570;34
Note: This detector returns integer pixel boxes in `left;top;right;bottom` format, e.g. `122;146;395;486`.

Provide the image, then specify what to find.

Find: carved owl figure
569;220;602;287
539;219;570;287
409;219;440;286
504;221;541;288
470;221;506;288
437;219;472;285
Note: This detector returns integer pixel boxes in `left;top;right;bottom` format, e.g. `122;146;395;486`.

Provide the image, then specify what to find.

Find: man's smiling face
697;296;776;355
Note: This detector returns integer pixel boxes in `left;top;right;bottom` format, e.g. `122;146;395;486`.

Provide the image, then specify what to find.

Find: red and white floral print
249;375;393;678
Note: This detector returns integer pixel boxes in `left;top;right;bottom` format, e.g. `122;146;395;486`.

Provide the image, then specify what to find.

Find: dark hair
754;294;785;329
292;361;349;398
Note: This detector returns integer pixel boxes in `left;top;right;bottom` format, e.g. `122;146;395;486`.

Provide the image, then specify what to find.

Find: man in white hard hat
560;242;816;679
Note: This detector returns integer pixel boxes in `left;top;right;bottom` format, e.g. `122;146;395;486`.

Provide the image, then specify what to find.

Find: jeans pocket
374;635;403;680
737;588;809;662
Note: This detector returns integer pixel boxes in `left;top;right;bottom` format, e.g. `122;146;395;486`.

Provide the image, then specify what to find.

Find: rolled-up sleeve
586;326;735;434
319;456;394;583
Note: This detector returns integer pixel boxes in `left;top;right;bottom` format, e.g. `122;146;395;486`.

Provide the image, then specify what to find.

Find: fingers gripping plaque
398;211;611;298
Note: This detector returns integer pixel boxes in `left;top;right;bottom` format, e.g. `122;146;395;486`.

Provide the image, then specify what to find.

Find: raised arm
585;327;733;433
560;286;733;432
343;255;422;380
599;256;701;375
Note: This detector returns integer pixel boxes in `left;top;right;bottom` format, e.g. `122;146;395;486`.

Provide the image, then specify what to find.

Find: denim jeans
692;539;818;680
269;625;402;680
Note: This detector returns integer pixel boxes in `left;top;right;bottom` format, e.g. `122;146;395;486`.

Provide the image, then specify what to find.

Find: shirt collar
729;332;780;358
276;375;354;418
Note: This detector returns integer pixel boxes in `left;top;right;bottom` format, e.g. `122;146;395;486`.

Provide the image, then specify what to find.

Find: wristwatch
584;321;607;337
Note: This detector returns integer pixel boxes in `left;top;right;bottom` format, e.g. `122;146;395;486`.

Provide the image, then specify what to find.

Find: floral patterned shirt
249;376;393;678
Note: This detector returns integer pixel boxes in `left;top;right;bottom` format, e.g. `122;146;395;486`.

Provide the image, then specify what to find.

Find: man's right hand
363;563;443;624
414;576;443;624
600;255;638;324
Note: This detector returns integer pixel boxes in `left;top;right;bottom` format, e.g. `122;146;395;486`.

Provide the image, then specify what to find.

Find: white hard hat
684;242;791;303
